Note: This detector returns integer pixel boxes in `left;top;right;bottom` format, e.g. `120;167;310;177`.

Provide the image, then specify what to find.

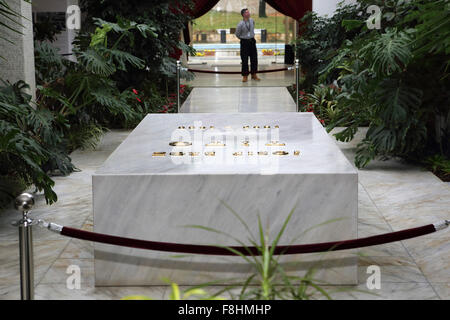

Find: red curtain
182;0;220;46
180;0;312;50
265;0;312;21
187;0;312;20
189;0;221;19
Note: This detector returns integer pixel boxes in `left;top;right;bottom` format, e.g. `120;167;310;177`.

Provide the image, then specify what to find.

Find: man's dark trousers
240;38;258;76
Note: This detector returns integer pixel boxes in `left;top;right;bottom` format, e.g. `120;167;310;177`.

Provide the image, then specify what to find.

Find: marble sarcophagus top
93;112;358;286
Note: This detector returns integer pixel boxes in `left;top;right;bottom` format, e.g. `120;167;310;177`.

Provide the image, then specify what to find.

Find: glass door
190;0;296;66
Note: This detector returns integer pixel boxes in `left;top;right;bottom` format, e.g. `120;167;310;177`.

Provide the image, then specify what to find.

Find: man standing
235;8;260;82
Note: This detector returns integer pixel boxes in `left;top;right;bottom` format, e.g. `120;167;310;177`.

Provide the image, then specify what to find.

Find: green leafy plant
164;280;225;300
34;41;66;84
422;154;450;182
289;83;349;127
35;17;154;149
121;202;377;300
80;18;150;77
64;122;106;152
404;0;450;67
122;278;225;300
33;12;65;42
2;3;196;206
79;0;195;94
304;84;342;126
326;28;429;168
0;80;76;204
294;2;367;91
303;0;449;170
183;202;351;300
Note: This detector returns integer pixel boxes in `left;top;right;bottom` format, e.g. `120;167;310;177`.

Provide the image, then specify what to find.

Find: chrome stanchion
176;60;181;113
12;193;36;300
176;60;188;113
295;59;300;112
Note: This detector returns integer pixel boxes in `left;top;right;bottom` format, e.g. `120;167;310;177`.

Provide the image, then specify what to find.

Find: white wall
313;0;357;17
0;0;36;100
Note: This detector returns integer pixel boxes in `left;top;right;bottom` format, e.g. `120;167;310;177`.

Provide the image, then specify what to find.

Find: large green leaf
78;48;116;76
376;79;423;124
360;28;412;76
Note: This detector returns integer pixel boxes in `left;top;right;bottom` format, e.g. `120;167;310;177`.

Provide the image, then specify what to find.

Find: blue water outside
193;43;287;50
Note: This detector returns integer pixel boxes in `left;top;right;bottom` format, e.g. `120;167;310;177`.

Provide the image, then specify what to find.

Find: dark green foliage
34;41;66;84
35;17;157;146
288;83;344;127
299;0;450;169
35;8;194;132
79;0;195;92
294;2;366;91
33;12;65;42
2;2;195;206
422;154;450;182
0;81;76;204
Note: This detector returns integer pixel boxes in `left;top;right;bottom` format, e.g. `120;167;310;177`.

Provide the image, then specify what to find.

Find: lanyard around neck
244;20;251;32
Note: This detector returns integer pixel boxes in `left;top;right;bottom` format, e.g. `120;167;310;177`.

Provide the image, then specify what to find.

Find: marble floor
1;72;449;299
0;125;448;300
183;63;295;87
181;87;296;112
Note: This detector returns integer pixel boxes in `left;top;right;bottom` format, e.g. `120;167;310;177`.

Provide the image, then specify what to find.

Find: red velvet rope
60;224;437;256
187;67;290;75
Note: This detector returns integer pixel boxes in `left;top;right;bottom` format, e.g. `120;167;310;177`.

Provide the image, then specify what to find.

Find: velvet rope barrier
187;67;291;75
40;220;449;256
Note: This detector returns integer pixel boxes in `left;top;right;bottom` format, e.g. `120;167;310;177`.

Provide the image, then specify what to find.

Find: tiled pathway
182;63;295;87
181;87;296;113
1;68;448;299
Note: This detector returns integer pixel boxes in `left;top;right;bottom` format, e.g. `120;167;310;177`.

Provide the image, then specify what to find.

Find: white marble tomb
93;112;358;286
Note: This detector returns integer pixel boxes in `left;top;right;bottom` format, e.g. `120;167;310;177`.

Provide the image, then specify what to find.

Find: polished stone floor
1;68;449;299
1;126;448;300
181;87;296;112
183;63;295;87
